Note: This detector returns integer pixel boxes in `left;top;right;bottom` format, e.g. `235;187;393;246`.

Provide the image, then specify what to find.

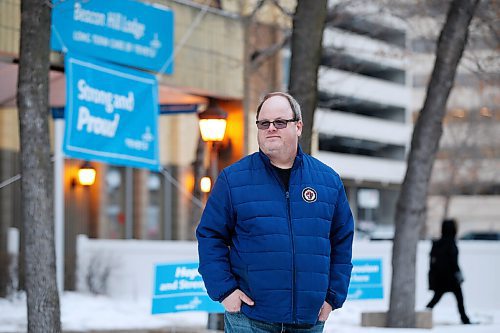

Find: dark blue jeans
224;311;325;333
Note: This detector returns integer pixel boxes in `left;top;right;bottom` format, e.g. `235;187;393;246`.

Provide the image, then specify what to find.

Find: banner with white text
152;262;224;314
63;54;160;170
347;258;383;300
51;0;174;73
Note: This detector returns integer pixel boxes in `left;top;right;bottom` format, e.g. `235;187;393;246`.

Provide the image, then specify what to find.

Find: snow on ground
1;292;499;332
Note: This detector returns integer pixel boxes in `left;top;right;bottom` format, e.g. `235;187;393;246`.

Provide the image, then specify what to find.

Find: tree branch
269;0;294;17
250;31;291;71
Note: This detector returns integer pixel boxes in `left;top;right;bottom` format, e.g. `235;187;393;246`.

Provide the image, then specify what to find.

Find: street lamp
77;162;96;186
198;99;228;184
200;176;212;193
198;99;227;141
198;99;227;331
71;162;97;188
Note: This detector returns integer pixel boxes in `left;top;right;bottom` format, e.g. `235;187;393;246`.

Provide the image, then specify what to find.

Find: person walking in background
426;218;471;324
196;92;354;332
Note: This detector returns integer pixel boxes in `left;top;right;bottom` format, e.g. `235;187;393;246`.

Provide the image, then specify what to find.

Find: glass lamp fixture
78;162;96;186
200;176;212;193
198;99;228;142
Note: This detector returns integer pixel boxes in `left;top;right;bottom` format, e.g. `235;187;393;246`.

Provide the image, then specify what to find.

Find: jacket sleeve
326;183;354;309
196;170;239;302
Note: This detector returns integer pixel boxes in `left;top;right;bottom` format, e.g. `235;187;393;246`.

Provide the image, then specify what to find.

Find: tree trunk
17;0;61;332
0;228;10;297
387;0;479;327
288;0;328;154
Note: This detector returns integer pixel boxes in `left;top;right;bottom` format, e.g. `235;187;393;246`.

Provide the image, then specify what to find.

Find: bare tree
17;0;61;331
288;0;328;155
431;107;500;221
387;0;479;327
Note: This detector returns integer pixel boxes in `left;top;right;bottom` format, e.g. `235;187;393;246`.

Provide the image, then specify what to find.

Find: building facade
0;0;251;289
313;3;412;239
0;0;296;291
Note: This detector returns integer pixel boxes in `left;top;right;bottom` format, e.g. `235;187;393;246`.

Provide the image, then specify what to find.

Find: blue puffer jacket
196;146;354;325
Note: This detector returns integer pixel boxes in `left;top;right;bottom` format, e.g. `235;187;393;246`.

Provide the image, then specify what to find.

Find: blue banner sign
64;54;160;170
152;262;224;314
348;258;383;300
51;0;174;73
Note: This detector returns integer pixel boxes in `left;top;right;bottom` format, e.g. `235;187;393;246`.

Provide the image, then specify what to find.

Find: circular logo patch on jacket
302;187;317;203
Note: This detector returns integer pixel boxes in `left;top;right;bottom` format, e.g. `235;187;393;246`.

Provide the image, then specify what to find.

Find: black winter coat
428;237;462;292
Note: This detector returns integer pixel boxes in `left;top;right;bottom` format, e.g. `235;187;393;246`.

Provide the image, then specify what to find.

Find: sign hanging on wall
63;54;160;170
51;0;174;73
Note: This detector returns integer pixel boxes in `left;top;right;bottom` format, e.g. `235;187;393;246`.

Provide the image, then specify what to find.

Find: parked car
459;231;500;241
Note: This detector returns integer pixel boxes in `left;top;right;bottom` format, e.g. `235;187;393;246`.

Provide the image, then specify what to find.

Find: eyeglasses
256;118;297;130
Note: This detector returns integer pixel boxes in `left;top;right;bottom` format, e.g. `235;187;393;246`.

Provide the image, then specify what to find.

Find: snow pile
0;292;207;332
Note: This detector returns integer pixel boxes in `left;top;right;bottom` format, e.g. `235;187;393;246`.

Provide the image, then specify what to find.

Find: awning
0;62;207;113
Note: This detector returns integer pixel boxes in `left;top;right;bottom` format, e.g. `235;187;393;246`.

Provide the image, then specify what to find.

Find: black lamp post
198;99;227;331
198;99;228;186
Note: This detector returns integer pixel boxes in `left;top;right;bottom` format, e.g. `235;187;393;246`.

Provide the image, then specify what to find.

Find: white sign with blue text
348;258;383;300
51;0;174;73
152;262;224;314
63;54;160;170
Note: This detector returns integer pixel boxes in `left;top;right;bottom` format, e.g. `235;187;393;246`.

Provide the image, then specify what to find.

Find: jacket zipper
268;163;297;323
285;190;296;323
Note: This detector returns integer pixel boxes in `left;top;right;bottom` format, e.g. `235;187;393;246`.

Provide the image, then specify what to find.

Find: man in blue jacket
196;92;354;332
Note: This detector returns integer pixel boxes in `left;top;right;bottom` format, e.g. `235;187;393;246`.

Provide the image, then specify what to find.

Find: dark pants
224;311;325;333
426;286;470;324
